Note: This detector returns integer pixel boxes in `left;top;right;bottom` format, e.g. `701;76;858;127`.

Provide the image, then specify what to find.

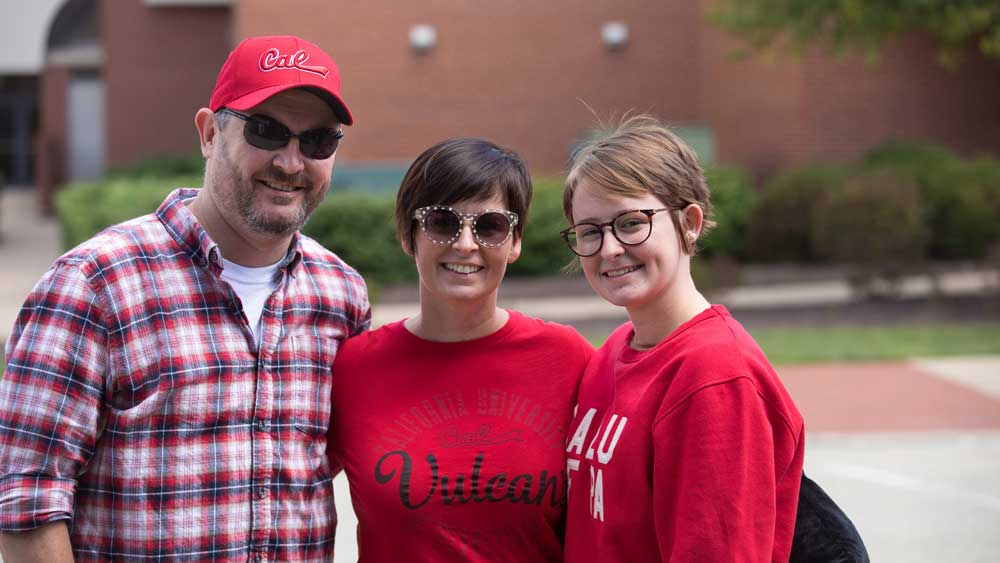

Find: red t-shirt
564;305;804;562
329;311;592;562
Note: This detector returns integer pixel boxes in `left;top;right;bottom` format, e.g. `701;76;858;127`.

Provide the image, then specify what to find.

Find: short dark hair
396;138;532;251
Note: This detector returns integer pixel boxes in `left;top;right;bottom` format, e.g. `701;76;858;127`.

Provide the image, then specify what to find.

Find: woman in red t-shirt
559;115;805;562
328;138;592;562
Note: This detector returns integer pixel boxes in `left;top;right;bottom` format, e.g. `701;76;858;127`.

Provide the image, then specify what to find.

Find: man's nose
272;139;305;175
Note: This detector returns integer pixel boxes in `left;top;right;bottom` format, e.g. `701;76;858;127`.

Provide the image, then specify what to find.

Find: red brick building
24;0;1000;211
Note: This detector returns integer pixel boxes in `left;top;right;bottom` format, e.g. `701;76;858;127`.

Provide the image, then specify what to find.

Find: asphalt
2;187;999;562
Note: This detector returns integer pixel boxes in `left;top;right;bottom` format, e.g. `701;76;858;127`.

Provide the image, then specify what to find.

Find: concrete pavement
2;187;1000;562
803;429;1000;562
0;187;60;341
372;269;1000;328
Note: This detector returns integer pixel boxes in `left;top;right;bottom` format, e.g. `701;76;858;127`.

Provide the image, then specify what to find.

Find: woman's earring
686;232;697;243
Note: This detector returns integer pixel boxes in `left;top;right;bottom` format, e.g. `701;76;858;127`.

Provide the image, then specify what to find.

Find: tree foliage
708;0;1000;67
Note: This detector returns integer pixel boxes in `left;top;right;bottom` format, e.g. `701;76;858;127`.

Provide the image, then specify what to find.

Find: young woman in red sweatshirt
561;116;805;562
328;138;592;562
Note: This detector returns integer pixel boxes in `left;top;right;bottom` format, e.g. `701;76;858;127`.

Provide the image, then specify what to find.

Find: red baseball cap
210;35;353;125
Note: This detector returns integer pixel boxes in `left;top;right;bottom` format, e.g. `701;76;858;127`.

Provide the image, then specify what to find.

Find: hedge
53;141;999;286
700;164;756;259
810;171;928;266
105;153;205;179
861;142;1000;260
301;193;414;284
746;164;851;262
52;175;584;286
508;179;575;276
747;141;1000;263
55;176;197;250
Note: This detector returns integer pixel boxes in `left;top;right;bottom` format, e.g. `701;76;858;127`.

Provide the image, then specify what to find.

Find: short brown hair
563;115;715;254
396;138;532;251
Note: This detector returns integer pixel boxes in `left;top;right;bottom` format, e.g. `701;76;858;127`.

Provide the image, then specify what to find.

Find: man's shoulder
56;212;173;276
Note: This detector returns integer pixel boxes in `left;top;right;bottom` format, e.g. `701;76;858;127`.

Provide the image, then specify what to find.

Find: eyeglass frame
413;205;520;248
219;108;344;159
560;207;681;257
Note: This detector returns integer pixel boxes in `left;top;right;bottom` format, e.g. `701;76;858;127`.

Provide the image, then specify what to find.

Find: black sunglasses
219;108;343;160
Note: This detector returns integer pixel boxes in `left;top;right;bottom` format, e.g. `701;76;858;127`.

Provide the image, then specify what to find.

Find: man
0;35;370;562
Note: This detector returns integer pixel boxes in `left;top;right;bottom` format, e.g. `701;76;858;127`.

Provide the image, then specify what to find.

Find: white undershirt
220;257;282;348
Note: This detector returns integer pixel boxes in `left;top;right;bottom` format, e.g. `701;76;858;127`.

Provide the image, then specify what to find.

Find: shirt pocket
288;333;340;437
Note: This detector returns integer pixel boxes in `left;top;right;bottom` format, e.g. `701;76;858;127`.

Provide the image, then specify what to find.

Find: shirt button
256;419;268;432
254;553;263;563
257;487;268;499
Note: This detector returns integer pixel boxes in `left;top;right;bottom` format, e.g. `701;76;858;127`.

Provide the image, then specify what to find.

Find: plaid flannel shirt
0;188;370;562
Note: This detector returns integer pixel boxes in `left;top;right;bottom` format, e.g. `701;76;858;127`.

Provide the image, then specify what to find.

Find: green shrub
861;140;960;179
919;156;1000;259
55;178;415;286
862;140;1000;259
301;193;415;284
700;164;756;259
53;174;578;286
810;171;928;266
748;141;999;264
507;178;575;276
969;157;1000;221
54;154;204;249
55;176;192;249
746;164;850;262
106;153;204;179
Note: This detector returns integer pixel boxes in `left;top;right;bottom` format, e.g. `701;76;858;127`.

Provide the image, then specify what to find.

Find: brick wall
79;0;1000;181
35;65;69;214
101;0;231;168
230;0;1000;178
701;29;1000;179
234;0;704;175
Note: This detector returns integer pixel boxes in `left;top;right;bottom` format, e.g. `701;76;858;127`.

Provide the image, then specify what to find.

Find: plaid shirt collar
157;188;304;275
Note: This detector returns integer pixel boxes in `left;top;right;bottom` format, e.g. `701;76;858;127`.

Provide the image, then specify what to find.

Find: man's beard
210;140;324;237
236;172;320;236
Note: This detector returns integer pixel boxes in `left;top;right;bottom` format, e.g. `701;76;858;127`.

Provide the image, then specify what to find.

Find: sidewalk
2;187;1000;562
373;268;999;328
0;187;60;343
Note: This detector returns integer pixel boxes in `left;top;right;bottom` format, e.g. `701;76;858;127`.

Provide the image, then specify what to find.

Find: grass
749;323;1000;365
585;323;1000;365
4;325;997;379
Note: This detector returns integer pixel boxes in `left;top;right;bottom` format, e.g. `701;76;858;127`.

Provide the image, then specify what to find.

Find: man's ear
507;235;523;264
194;108;218;158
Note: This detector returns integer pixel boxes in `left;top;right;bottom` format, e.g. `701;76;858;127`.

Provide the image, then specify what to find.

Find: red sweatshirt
329;311;592;562
564;305;804;562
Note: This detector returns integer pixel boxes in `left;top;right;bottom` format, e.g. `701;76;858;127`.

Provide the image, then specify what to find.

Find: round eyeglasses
560;208;676;257
414;206;520;247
